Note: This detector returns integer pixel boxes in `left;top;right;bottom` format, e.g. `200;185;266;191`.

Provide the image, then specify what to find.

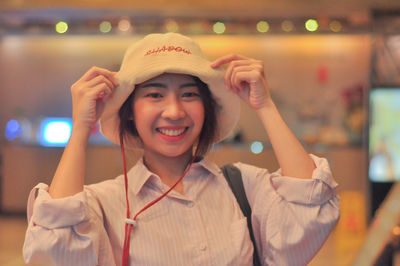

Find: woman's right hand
70;67;119;137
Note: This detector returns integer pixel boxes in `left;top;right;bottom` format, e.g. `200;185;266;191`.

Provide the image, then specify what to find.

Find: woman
23;33;340;265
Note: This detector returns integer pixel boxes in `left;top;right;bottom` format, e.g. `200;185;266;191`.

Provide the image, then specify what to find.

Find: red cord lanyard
120;140;195;266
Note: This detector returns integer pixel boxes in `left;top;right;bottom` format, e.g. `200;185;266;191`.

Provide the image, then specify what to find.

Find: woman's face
133;73;205;159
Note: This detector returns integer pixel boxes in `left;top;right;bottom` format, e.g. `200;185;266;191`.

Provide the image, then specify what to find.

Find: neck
142;149;194;185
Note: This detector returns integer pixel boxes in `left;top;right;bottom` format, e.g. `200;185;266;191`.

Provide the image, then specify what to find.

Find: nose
161;96;186;120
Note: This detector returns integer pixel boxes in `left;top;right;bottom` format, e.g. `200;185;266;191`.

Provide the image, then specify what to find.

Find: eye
182;92;200;98
145;92;163;98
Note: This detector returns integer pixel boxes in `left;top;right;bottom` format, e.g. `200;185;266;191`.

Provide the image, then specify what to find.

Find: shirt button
186;201;195;207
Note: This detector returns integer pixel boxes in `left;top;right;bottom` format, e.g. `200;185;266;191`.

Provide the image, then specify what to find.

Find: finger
90;69;119;87
88;82;113;100
233;70;261;91
231;73;251;97
230;65;262;82
230;65;255;91
225;60;253;91
81;66;119;87
110;72;119;87
210;54;251;68
86;75;115;94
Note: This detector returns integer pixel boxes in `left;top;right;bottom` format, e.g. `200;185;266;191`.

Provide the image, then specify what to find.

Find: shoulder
84;175;125;200
223;162;273;207
231;162;270;181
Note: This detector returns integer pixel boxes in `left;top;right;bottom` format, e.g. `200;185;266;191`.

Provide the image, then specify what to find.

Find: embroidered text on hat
145;46;192;56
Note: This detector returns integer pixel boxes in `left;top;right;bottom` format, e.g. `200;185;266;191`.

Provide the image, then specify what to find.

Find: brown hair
118;75;218;159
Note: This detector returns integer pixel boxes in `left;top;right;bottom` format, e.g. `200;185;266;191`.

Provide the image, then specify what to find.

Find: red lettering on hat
144;45;191;56
145;49;156;56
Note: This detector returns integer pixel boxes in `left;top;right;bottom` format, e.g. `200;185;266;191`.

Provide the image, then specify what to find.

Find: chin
163;150;192;158
157;146;194;158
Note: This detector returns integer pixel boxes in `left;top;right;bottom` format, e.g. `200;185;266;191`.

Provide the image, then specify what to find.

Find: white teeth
157;128;186;136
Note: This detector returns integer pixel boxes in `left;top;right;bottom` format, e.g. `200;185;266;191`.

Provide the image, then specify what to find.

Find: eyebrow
138;82;198;89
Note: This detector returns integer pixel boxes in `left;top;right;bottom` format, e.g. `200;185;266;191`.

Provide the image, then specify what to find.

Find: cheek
132;102;148;134
195;104;205;129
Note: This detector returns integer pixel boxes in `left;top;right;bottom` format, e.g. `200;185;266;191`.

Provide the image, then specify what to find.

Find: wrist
70;125;91;145
255;98;276;113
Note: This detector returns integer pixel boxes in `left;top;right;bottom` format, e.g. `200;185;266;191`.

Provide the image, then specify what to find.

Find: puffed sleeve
23;183;116;266
236;154;340;266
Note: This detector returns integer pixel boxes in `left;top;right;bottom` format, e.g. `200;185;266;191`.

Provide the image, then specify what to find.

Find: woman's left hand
211;54;271;110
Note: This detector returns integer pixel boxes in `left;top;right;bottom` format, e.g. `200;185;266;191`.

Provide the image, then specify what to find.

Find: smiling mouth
156;127;188;136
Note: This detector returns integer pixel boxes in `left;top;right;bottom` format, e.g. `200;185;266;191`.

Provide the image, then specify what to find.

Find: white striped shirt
23;154;339;266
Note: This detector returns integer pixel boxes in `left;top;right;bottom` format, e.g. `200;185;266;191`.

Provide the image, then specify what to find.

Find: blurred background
1;0;400;265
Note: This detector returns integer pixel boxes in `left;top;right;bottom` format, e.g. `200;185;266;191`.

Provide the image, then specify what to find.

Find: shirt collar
195;158;222;177
127;157;222;196
128;158;155;196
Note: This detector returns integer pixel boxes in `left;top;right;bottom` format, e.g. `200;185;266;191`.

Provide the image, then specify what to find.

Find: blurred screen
369;88;400;182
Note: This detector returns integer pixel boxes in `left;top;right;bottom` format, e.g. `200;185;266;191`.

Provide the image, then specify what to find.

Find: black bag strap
221;164;261;266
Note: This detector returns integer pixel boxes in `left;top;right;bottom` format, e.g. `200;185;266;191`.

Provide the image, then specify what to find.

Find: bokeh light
281;20;294;32
99;21;112;33
38;118;72;147
256;21;270;33
250;141;264;154
118;18;131;32
5;119;22;141
329;20;342;32
55;21;68;34
305;19;319;32
165;19;179;32
213;22;226;34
